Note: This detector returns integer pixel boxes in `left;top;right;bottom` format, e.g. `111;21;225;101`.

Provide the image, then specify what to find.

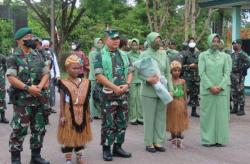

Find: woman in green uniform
198;34;231;147
128;38;143;125
139;32;173;153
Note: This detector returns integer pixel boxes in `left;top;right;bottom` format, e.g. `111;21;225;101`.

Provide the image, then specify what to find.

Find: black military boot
237;105;245;116
103;146;113;161
0;111;9;124
113;144;131;158
191;107;199;117
11;151;21;164
30;148;50;164
230;103;238;114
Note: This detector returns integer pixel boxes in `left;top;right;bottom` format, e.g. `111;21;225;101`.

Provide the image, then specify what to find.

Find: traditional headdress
170;60;182;70
65;54;82;67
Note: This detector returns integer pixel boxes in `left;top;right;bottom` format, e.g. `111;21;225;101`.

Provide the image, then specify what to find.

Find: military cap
105;29;120;39
14;27;32;40
232;39;242;45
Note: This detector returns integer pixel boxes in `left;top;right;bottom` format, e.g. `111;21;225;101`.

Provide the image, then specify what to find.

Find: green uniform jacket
198;33;231;145
6;48;50;106
128;50;141;84
199;45;230;96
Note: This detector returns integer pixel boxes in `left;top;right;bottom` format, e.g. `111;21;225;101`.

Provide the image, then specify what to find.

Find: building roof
199;0;250;8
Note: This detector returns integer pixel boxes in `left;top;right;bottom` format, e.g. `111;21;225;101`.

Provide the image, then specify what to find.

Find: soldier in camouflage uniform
230;39;250;116
93;29;133;161
0;54;9;123
6;27;50;164
182;42;200;117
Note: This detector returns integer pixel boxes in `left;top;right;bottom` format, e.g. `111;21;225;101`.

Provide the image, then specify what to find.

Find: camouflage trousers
101;93;129;146
231;76;245;106
0;83;6;112
186;80;200;107
9;104;47;152
49;78;57;107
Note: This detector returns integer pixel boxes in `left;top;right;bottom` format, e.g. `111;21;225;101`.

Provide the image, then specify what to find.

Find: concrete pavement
1;94;250;164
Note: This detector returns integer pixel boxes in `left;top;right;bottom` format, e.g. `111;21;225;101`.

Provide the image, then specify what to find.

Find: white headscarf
42;40;50;47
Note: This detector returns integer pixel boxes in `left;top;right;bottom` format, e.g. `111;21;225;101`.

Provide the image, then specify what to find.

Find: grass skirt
57;103;92;147
167;97;189;133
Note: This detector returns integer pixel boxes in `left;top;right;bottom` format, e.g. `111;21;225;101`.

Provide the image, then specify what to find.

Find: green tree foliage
0;19;13;55
2;0;242;58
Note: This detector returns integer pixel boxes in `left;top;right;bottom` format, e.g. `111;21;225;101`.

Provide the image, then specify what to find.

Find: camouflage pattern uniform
34;49;52;122
230;50;250;115
6;48;50;152
93;48;132;146
182;49;200;116
0;54;7;113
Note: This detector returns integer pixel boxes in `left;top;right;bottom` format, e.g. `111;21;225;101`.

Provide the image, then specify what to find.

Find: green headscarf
131;38;140;52
94;37;103;50
207;33;220;51
146;32;161;50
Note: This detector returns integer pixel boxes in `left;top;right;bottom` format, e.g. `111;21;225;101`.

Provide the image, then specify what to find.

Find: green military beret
14;27;32;40
232;39;242;45
105;29;119;39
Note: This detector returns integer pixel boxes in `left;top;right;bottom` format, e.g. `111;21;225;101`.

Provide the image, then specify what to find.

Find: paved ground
1;93;250;164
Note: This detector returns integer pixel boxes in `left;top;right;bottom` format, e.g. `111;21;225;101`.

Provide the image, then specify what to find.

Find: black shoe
11;151;21;164
145;146;156;153
191;107;199;117
215;143;224;147
30;149;50;164
237;110;245;116
50;109;57;114
93;116;101;120
202;144;216;147
230;110;237;114
130;121;138;125
113;144;131;158
191;113;200;117
103;146;113;161
231;103;238;114
154;145;165;152
137;120;144;125
0;111;9;124
237;105;245;116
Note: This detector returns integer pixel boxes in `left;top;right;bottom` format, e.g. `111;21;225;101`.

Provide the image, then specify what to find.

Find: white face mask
188;42;196;48
71;45;77;50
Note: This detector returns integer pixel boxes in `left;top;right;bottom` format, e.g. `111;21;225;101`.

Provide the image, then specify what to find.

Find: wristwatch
23;85;29;91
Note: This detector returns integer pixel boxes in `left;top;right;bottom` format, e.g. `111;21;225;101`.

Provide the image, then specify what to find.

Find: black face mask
45;48;49;51
23;39;37;49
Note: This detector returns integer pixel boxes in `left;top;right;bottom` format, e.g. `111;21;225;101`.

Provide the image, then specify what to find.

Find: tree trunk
196;9;217;44
153;0;159;32
146;0;153;31
212;9;224;36
184;0;191;41
191;0;196;38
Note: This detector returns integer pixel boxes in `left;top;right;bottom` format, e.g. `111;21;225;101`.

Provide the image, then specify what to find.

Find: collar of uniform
15;48;38;56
